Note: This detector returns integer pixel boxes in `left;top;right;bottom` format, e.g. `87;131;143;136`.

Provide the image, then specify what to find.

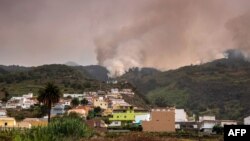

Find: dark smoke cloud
224;49;246;60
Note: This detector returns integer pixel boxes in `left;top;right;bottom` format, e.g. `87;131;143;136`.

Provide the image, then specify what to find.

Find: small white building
199;116;216;122
199;115;217;133
109;121;122;127
220;120;237;127
244;116;250;125
11;97;23;101
175;109;188;122
134;113;150;124
51;104;65;116
23;93;33;98
111;88;119;94
0;109;7;117
120;89;135;95
63;94;84;98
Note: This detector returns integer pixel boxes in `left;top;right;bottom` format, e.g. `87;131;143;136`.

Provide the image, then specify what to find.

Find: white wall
199;116;215;122
135;114;150;124
175;109;188;122
201;122;216;129
109;121;121;127
244;116;250;125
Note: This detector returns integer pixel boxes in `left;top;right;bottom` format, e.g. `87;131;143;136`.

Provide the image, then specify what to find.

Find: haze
1;0;250;75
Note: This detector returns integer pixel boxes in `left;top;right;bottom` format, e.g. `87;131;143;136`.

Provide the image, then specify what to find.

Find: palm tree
38;82;61;123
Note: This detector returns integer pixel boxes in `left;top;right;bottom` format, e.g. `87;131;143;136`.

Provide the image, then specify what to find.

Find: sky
1;0;250;75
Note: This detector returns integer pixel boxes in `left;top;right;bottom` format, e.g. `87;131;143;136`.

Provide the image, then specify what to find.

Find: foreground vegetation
0;116;93;141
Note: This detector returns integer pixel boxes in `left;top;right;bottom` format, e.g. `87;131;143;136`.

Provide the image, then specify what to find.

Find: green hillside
0;64;100;95
120;58;250;120
0;64;149;109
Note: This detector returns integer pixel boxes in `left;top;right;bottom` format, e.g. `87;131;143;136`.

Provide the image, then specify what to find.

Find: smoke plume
95;0;250;76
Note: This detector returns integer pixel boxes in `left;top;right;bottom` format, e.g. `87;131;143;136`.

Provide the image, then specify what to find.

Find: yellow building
0;117;16;127
93;97;108;109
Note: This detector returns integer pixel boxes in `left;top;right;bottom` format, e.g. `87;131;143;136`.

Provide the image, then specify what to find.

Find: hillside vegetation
120;58;250;120
0;64;101;95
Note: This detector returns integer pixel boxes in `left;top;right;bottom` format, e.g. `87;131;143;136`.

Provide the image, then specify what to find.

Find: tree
71;98;80;107
38;82;61;123
80;98;88;105
212;124;224;134
87;107;102;119
0;88;10;102
94;106;102;116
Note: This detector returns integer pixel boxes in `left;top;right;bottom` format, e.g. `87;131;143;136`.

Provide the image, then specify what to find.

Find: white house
5;100;21;109
175;109;188;122
21;98;35;109
110;99;131;109
199;116;215;122
51;104;65;116
11;97;23;101
23;93;33;98
59;99;71;106
199;115;217;133
244;116;250;125
5;93;37;109
134;113;150;124
111;88;119;94
219;120;237;127
120;89;135;95
109;121;122;127
0;109;7;117
63;94;84;98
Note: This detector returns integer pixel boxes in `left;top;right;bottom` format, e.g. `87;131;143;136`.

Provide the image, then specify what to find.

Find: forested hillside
120;58;250;120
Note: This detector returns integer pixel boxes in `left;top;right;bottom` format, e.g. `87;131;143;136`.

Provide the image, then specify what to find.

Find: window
124;116;127;118
5;122;7;126
117;116;119;118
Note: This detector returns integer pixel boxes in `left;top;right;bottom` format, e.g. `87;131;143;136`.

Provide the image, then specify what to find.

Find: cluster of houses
0;88;250;134
1;93;37;109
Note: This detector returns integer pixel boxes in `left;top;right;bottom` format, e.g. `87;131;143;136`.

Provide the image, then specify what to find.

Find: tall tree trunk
48;101;51;123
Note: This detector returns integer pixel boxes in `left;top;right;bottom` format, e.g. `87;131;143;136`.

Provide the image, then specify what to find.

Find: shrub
0;116;93;141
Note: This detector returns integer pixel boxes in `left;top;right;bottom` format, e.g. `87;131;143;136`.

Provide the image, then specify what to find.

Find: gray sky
1;0;250;75
0;0;139;66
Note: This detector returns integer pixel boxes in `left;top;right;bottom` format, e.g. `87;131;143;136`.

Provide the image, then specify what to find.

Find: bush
0;116;93;141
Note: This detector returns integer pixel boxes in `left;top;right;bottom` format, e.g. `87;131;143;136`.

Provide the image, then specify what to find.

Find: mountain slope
0;65;31;73
120;58;250;120
0;64;99;95
74;65;109;81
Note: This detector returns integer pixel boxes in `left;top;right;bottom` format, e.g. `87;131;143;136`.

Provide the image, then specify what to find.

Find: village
0;85;249;134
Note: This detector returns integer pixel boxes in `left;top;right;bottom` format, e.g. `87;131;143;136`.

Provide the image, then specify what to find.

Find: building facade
142;108;175;132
